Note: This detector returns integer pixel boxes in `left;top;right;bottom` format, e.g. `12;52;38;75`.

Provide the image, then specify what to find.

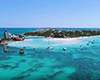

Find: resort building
3;30;24;41
4;30;10;38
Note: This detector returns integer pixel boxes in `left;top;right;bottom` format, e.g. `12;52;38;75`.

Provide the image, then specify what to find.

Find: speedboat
46;46;53;50
63;47;66;51
91;41;94;44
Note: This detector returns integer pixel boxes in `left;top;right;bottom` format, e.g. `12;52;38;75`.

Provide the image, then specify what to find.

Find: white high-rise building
4;30;9;38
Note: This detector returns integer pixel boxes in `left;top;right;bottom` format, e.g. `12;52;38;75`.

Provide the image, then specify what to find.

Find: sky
0;0;100;28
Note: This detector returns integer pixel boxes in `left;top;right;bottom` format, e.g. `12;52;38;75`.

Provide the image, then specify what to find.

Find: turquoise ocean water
0;28;100;80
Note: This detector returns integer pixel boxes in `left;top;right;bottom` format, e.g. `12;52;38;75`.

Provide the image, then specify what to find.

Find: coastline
1;39;32;45
5;35;100;45
43;35;100;41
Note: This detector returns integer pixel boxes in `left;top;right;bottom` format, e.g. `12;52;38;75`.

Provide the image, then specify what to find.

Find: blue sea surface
0;28;100;80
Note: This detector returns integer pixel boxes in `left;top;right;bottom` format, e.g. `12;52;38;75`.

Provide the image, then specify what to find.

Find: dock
3;43;19;52
3;43;7;52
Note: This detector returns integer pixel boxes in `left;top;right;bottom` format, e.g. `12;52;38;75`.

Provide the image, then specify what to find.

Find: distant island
24;29;100;38
0;29;100;44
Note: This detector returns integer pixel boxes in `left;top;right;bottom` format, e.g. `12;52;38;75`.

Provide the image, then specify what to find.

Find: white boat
91;41;94;44
46;38;53;50
46;46;53;50
63;47;66;51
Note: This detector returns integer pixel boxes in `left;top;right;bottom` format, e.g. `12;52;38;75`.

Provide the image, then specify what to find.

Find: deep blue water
0;28;100;80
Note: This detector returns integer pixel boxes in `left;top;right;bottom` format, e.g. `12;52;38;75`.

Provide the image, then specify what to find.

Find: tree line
24;29;100;38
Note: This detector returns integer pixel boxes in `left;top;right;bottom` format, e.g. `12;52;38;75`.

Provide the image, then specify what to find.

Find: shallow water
0;28;100;80
0;36;100;80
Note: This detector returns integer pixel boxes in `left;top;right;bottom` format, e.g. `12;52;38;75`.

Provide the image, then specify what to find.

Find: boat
46;38;53;50
20;49;24;54
46;46;53;50
91;41;94;44
63;47;66;51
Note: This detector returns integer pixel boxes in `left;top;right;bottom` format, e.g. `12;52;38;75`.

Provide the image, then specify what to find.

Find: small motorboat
46;46;53;50
91;41;94;44
20;49;24;54
63;47;66;51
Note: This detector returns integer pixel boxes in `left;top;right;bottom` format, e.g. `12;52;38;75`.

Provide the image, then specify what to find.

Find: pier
3;43;7;52
2;43;22;53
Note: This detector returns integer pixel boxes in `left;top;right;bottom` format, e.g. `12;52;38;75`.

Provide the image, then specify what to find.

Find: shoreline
4;35;100;45
43;35;100;41
1;39;32;45
26;35;100;38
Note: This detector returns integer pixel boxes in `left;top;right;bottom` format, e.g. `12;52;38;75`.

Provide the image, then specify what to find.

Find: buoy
20;49;24;54
63;47;66;51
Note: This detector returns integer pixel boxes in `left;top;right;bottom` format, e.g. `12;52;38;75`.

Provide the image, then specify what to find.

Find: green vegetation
0;32;24;44
0;36;24;44
24;29;100;38
0;38;11;43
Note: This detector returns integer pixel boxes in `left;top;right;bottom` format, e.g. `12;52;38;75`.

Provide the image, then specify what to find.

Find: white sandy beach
43;35;100;41
4;39;32;44
7;35;100;48
5;35;100;45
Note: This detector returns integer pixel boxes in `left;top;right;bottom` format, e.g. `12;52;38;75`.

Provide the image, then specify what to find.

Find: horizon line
0;26;100;28
0;27;100;29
